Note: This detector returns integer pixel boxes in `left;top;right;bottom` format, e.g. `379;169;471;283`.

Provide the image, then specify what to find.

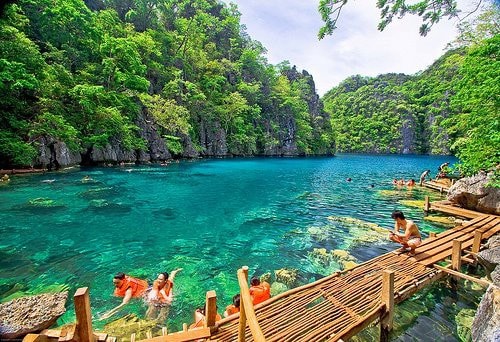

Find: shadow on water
151;207;177;220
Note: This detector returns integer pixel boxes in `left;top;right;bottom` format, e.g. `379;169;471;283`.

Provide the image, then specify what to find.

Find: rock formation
447;171;500;215
471;234;500;342
0;291;68;339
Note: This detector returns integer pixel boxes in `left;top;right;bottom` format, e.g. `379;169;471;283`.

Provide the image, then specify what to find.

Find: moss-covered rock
456;308;475;342
274;268;298;288
103;314;160;341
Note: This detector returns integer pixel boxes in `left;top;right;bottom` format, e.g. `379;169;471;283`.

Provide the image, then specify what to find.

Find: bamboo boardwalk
209;214;500;342
422;179;453;193
426;199;483;219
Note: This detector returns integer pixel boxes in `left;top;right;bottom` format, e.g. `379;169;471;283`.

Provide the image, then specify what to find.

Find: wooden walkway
209;214;499;341
426;199;482;219
422;179;453;193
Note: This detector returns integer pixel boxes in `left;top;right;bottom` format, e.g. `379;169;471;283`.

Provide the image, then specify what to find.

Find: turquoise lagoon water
0;154;482;340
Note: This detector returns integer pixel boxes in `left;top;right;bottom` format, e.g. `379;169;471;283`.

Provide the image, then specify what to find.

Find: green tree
318;0;490;39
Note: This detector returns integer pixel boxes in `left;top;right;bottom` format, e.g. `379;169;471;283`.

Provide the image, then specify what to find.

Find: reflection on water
0;155;476;340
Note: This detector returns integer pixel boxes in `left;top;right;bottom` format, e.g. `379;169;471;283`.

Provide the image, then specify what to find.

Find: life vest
114;275;148;298
250;282;271;305
157;280;173;303
225;304;240;316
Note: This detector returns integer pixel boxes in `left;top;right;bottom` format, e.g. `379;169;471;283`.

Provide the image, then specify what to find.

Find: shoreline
0;168;48;175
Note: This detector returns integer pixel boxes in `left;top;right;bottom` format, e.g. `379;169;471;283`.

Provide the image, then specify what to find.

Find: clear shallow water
1;154;478;339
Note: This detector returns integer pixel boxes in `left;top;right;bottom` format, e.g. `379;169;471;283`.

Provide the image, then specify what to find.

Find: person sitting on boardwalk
437;162;450;178
419;170;431;185
249;277;271;305
189;305;222;330
223;294;241;317
388;210;422;257
146;268;182;321
407;179;416;187
101;272;149;319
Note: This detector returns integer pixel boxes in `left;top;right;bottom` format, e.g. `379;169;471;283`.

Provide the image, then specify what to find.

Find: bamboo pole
238;266;249;342
237;267;265;342
74;287;95;342
380;270;394;342
452;240;462;272
424;196;430;212
205;290;217;328
433;264;491;287
472;231;482;253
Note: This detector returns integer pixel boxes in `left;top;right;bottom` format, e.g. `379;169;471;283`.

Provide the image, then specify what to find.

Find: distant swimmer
407;179;416;187
0;174;10;182
81;175;93;182
346;177;352;182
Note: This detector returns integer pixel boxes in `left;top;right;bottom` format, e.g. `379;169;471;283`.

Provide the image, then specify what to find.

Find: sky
224;1;473;96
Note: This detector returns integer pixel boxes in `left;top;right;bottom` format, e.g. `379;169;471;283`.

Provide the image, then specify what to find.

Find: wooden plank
74;287;95;342
205;290;217;328
434;264;491;287
23;335;50;342
237;268;265;342
238;266;249;342
138;328;211;342
380;271;394;331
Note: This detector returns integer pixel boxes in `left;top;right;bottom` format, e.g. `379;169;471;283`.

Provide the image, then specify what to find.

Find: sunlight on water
1;154;477;339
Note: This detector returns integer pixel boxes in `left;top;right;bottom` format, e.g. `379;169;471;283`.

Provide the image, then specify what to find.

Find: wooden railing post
472;231;482;253
205;290;217;329
237;266;265;342
238;266;249;342
424;196;430;212
74;287;95;342
452;240;462;281
429;232;437;239
380;271;394;342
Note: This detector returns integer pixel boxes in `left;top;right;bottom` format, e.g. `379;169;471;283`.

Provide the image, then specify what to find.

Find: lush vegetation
0;0;498;184
323;29;499;184
0;0;335;168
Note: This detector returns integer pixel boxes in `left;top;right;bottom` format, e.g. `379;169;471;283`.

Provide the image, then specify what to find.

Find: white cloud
225;0;468;96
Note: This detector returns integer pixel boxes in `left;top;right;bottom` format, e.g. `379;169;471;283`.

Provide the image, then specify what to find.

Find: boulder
447;171;500;215
0;291;68;339
471;285;500;342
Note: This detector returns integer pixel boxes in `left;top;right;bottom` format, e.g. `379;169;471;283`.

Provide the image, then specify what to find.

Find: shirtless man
389;210;422;256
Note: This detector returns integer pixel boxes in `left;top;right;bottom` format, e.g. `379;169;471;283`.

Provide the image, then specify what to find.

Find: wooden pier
23;212;499;342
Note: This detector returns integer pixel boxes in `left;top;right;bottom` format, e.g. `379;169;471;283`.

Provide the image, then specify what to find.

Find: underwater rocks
103;314;160;340
423;216;456;226
0;291;68;339
274;268;298;288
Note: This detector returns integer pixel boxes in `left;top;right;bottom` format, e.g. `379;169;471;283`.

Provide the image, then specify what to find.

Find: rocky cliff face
34;67;331;168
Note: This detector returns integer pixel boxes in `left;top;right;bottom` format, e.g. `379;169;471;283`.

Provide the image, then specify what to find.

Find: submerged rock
424;216;456;226
103;314;160;340
274;268;298;288
270;282;288;296
456;309;475;342
0;291;68;339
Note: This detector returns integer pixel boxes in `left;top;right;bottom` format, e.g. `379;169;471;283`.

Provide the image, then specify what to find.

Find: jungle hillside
0;0;498;183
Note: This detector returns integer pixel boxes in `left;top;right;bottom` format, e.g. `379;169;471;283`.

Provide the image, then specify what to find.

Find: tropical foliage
0;0;334;168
